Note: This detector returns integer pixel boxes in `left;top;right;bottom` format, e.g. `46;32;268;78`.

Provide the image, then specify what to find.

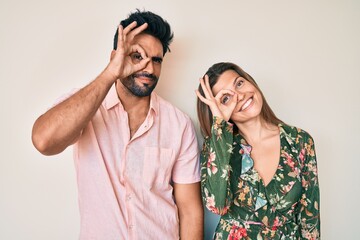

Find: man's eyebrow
152;56;163;62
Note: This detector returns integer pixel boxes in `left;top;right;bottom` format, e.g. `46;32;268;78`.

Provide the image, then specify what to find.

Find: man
32;10;203;239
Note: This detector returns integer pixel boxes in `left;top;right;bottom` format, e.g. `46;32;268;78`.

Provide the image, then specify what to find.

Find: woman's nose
235;92;245;102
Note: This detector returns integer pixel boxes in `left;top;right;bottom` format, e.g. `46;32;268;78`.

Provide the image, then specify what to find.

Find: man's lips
133;73;157;82
137;77;154;84
132;73;157;86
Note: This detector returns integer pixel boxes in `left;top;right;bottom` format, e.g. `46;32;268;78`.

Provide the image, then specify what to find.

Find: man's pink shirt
69;85;200;239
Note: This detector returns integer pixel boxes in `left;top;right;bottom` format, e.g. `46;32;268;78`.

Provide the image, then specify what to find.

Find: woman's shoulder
280;123;314;143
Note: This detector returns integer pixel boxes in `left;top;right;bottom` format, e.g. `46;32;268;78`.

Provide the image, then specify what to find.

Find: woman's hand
196;75;238;122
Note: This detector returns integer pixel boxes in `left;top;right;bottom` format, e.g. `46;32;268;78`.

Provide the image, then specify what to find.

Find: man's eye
130;52;143;62
153;58;163;64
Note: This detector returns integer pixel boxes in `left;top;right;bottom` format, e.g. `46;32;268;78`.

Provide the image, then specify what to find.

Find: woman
196;62;320;239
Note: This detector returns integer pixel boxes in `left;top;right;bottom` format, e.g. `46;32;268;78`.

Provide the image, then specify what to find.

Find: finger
197;89;226;119
228;94;238;115
123;21;138;35
116;25;125;51
199;77;212;100
128;23;148;39
227;94;238;111
132;58;151;72
195;90;213;105
230;93;238;104
203;75;214;98
131;44;148;60
214;89;235;102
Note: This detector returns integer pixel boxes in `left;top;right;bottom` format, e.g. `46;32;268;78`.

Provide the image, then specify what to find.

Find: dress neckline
237;124;284;189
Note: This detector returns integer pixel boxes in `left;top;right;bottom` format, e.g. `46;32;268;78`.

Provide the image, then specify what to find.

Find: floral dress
201;117;320;239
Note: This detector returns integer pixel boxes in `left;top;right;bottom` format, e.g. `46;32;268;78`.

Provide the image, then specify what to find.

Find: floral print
201;117;320;239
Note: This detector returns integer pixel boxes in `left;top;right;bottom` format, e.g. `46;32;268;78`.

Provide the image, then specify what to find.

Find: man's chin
130;86;155;97
122;76;157;97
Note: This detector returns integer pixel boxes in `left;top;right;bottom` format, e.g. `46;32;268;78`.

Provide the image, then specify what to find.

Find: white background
1;0;359;239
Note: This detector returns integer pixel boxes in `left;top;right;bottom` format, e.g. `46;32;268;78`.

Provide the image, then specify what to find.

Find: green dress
201;117;320;239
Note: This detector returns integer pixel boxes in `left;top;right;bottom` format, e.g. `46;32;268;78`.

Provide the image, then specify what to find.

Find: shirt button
129;224;134;229
126;195;132;201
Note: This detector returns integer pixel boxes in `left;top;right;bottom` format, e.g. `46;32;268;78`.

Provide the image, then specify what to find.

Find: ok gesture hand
196;75;238;122
106;21;150;81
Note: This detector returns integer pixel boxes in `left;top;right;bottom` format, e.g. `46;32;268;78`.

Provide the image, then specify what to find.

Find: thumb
132;57;150;72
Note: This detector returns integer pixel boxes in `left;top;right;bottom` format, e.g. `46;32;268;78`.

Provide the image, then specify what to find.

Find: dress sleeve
200;116;234;215
298;134;321;239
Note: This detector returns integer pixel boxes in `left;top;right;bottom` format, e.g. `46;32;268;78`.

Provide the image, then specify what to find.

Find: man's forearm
179;208;204;239
32;69;116;155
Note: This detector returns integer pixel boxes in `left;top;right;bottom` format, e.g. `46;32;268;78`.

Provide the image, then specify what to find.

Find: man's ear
110;50;116;60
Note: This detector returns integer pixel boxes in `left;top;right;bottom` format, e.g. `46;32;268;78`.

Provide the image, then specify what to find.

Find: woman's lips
240;97;253;111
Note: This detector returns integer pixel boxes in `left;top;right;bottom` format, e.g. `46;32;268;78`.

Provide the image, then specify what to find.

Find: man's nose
143;60;154;74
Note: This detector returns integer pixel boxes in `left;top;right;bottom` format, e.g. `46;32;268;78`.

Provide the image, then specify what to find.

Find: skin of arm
173;182;204;240
32;71;115;156
32;22;150;155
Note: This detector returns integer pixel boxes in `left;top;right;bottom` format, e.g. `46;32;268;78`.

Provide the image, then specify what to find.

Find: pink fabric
71;85;200;239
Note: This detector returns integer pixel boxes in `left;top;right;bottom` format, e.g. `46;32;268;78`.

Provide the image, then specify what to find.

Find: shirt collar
279;123;293;144
149;92;159;116
279;123;299;153
104;84;120;110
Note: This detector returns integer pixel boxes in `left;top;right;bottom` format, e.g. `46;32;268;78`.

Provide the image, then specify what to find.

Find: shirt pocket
143;147;174;189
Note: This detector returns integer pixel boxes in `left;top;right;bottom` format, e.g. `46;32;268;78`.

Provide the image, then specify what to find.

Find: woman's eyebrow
233;76;240;86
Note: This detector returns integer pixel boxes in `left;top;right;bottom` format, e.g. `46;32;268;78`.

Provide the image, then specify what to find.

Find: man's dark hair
113;9;174;55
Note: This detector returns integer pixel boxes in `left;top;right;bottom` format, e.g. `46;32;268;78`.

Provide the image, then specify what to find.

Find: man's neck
115;81;151;114
115;81;151;139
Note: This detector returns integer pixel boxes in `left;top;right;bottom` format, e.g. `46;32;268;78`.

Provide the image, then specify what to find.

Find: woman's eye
221;94;231;104
236;80;244;88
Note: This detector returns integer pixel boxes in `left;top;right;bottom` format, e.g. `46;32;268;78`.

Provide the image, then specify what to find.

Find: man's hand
32;21;152;156
196;74;238;122
106;21;150;81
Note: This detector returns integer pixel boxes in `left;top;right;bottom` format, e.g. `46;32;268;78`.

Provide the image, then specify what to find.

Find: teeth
241;98;253;111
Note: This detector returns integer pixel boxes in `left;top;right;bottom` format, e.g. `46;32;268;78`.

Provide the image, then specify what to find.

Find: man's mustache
132;72;158;82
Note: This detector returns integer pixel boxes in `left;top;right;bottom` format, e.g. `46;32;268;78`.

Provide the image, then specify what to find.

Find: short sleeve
171;118;200;184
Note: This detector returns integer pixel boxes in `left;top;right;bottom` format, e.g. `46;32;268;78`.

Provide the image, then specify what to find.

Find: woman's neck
235;118;278;145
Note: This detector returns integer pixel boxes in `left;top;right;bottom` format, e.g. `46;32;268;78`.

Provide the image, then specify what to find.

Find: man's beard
121;72;158;97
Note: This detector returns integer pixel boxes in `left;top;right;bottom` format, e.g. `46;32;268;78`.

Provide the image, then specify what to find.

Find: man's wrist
101;66;120;85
